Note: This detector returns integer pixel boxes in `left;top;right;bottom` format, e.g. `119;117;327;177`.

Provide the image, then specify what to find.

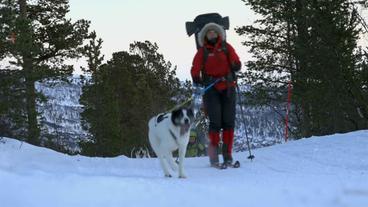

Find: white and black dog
148;108;194;178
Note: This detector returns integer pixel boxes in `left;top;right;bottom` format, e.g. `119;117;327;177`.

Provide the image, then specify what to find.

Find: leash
166;78;222;113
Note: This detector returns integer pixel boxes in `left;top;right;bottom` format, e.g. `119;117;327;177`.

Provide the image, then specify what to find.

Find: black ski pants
204;87;236;132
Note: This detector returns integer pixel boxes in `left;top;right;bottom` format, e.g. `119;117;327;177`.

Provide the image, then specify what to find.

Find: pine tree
0;69;26;138
80;41;182;157
237;0;368;138
0;0;90;145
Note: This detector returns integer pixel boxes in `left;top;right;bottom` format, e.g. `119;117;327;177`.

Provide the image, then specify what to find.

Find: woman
191;22;241;167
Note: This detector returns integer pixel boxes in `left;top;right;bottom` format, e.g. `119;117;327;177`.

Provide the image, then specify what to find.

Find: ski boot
221;143;233;167
208;144;220;168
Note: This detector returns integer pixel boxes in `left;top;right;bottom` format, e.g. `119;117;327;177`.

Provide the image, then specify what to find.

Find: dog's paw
164;174;172;178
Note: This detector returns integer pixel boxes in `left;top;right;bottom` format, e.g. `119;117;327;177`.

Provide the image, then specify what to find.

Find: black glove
231;62;241;72
225;71;237;82
203;75;218;86
192;76;203;85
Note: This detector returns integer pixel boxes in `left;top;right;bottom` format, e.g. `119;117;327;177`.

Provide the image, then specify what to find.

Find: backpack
186;13;229;49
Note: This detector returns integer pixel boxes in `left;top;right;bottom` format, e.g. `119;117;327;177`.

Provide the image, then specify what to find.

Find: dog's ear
171;108;183;126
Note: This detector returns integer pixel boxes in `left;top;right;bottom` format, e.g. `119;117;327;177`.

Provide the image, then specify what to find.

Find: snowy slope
35;76;90;152
0;131;367;207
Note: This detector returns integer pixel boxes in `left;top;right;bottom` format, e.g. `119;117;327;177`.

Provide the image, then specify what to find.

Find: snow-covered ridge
0;130;367;207
35;76;89;152
34;76;283;153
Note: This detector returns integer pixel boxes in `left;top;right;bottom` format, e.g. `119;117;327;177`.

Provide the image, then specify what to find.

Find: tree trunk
295;0;312;137
24;59;40;145
19;0;40;145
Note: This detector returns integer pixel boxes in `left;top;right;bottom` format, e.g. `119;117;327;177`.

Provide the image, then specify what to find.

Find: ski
210;163;226;169
211;160;240;169
234;160;241;168
225;160;240;168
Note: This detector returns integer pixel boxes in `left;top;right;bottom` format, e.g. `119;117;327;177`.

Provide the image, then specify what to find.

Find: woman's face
206;30;218;40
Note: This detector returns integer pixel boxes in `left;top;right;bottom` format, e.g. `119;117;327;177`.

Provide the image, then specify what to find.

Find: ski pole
235;84;255;161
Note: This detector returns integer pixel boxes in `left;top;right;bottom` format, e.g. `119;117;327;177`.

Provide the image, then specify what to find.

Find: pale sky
67;0;257;81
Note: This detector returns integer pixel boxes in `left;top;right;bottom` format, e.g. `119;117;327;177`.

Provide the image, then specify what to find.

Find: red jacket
191;37;241;91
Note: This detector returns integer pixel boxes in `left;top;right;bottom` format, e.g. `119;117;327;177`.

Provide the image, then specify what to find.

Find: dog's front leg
166;152;178;172
178;146;187;178
157;154;172;177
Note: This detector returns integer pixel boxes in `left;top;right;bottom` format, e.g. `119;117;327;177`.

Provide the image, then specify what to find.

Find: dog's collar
169;129;179;145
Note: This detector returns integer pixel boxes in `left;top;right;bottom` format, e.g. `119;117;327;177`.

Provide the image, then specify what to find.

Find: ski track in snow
0;131;367;207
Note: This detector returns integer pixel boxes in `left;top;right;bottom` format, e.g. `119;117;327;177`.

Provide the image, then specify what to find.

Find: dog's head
135;147;149;158
171;108;195;134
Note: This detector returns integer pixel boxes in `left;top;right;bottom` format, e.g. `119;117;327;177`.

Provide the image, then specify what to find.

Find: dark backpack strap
220;41;237;95
221;41;229;57
221;41;231;66
201;47;209;75
200;47;209;85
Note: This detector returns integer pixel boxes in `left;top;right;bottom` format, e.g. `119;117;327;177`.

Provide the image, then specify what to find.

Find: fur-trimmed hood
198;22;226;47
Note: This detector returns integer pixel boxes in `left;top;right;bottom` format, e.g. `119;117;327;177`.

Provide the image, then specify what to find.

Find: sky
67;0;257;81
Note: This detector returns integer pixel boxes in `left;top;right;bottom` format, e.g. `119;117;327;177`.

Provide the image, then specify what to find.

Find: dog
148;107;194;178
131;147;151;158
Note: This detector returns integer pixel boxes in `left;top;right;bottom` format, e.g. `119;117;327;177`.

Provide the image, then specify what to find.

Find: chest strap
169;129;179;145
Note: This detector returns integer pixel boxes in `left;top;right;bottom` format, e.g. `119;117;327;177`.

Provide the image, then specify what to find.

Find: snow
1;131;367;207
35;77;90;152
